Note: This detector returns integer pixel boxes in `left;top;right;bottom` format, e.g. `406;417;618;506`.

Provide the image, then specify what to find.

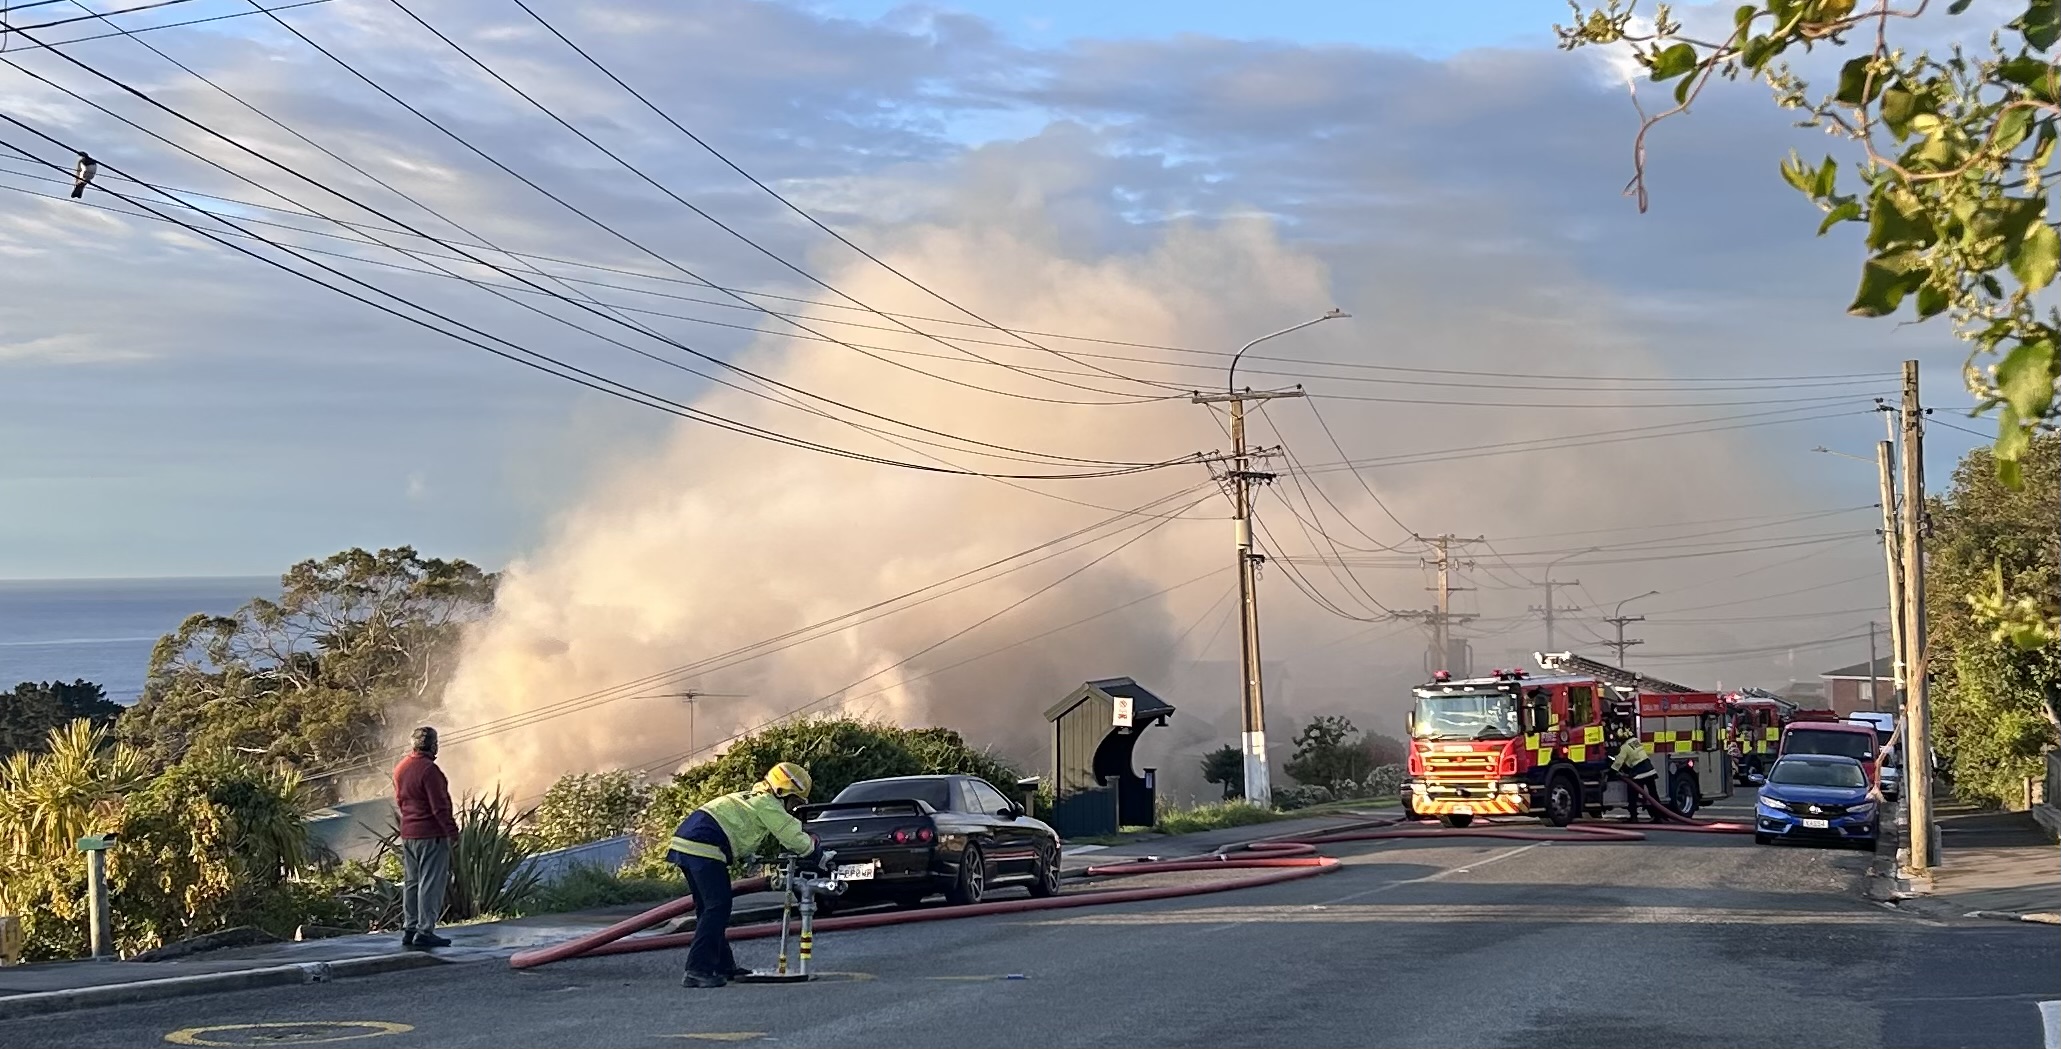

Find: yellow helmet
762;762;812;802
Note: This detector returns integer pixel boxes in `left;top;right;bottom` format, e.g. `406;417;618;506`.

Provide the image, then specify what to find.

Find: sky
0;0;2017;775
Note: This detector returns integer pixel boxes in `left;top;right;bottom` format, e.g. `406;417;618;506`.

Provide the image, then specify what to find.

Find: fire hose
508;802;1746;971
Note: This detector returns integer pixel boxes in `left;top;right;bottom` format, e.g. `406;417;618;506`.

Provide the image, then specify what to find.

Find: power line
0;39;1183;474
498;0;1176;400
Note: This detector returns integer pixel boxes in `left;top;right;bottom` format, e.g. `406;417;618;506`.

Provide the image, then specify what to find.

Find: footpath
0;811;1380;1020
1872;796;2061;925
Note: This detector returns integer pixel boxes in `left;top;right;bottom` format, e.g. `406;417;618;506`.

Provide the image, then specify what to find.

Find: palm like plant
0;720;147;857
443;792;543;921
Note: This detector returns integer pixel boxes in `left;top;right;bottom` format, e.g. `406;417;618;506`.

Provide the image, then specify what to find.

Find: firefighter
1607;724;1660;822
665;762;822;988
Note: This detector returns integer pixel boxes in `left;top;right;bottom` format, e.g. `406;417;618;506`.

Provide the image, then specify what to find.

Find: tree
120;547;495;774
0;720;147;959
1556;0;2061;643
1200;744;1244;800
0;680;121;756
520;771;654;853
1925;432;2059;805
1284;715;1377;794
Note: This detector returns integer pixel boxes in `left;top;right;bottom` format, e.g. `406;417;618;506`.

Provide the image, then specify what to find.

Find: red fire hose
508;806;1746;971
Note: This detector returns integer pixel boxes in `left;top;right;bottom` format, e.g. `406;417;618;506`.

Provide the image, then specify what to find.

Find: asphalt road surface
10;810;2056;1048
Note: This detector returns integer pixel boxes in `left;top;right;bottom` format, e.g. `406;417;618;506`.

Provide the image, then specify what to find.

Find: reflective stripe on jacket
1611;739;1658;780
669;788;813;866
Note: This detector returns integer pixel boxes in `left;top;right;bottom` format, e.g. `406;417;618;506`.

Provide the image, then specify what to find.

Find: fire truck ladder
1533;651;1700;695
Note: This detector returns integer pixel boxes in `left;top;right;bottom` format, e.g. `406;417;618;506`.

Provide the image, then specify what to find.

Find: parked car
798;774;1062;912
1753;754;1879;851
1778;721;1883;793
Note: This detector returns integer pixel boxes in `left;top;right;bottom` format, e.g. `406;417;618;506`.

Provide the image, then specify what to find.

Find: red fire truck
1401;654;1737;826
1722;689;1795;785
1402;666;1611;828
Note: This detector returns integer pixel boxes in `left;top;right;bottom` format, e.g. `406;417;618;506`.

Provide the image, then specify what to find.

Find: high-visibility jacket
666;788;814;864
1610;738;1658;780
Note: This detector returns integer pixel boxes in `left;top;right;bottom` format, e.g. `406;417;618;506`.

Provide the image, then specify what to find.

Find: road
6;807;2055;1048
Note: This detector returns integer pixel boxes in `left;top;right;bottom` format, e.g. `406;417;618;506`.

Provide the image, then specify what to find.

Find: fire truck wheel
1670;776;1700;818
1543;773;1579;827
1440;814;1474;829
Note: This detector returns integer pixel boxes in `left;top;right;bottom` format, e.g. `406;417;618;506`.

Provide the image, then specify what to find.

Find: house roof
1821;656;1895;680
1043;677;1175;722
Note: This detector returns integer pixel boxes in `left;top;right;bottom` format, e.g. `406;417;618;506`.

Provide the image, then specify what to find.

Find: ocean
0;577;273;704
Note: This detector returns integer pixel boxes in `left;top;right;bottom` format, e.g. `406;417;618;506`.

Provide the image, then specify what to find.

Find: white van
1846;713;1899;799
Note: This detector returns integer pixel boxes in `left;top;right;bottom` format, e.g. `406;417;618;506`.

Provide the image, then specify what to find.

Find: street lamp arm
1228;307;1348;393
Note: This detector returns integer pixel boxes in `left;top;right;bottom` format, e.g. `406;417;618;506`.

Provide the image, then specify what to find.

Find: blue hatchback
1754;754;1879;851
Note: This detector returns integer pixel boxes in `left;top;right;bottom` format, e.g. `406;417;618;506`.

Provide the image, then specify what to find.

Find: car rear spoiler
798;799;938;821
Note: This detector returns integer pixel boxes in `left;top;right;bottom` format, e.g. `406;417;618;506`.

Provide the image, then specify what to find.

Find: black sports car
799;774;1062;910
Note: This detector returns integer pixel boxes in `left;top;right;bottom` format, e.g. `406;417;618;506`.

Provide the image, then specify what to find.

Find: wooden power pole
1899;360;1938;872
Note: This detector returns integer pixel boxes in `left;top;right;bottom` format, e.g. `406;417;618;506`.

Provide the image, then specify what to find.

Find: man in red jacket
393;726;459;949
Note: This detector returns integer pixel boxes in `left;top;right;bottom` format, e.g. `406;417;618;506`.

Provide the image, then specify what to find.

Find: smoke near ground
430;142;1872;803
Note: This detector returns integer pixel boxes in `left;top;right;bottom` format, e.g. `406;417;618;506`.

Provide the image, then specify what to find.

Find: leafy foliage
1271;784;1335;811
1556;0;2061;641
119;547;495;775
1283;715;1405;795
628;716;1023;876
519;771;654;853
515;862;677;917
0;720;148;958
109;750;320;952
1199;744;1244;800
0;680;122;756
444;792;544;921
1925;432;2060;805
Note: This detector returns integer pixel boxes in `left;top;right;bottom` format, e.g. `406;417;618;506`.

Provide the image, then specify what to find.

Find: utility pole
1866;621;1879;714
1899;359;1939;872
1193;307;1347;807
1531;578;1582;652
1875;439;1907;715
1411;533;1483;675
1602;590;1660;666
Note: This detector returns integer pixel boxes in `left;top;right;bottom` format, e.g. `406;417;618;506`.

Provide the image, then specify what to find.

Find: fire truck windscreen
1411;691;1519;741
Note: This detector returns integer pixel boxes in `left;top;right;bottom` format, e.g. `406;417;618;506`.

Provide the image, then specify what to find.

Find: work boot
682;971;728;988
722;965;754;978
401;930;416;948
409;932;451;950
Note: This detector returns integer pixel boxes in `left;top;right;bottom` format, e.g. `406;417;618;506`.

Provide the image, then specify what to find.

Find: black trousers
1624;773;1659;820
677;855;738;976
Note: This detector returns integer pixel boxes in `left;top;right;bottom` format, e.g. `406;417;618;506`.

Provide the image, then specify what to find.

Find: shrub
520;771;653;853
444;792;543;921
1272;784;1333;811
1365;764;1405;799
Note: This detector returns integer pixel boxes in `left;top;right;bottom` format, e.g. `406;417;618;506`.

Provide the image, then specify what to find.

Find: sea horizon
0;576;276;704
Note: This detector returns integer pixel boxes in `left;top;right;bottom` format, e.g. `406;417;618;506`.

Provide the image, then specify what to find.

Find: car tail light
916;827;934;842
890;827;934;845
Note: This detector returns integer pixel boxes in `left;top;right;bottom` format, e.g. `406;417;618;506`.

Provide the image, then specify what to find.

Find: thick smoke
431;143;1854;803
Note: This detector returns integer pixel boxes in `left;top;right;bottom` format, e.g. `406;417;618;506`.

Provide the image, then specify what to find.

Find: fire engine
1722;688;1796;785
1400;653;1737;826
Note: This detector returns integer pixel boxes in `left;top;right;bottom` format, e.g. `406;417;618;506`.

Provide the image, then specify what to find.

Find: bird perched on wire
70;151;96;199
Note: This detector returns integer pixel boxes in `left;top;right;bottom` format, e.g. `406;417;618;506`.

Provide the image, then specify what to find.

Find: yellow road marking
164;1022;412;1047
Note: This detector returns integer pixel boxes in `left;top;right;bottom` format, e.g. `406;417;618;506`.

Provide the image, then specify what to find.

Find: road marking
164;1022;412;1047
2038;1000;2059;1049
1061;845;1107;855
1030;903;1907;926
663;1034;767;1042
1321;842;1545;907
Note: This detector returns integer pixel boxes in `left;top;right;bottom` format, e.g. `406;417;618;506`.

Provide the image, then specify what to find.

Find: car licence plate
1801;818;1829;830
833;863;876;881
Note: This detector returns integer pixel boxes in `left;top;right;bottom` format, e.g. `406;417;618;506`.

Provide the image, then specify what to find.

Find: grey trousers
401;837;452;934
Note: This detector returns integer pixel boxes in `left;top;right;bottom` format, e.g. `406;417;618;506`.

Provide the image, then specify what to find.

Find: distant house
1820;657;1896;716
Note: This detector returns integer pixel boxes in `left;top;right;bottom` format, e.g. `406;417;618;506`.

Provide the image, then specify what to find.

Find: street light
1227;307;1349;393
1214;307;1349;808
1614;590;1661;619
1536;547;1599;652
